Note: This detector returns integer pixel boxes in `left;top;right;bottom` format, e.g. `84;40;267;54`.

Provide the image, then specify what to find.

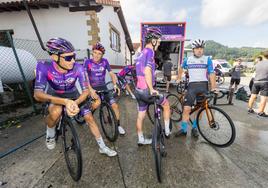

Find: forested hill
187;40;267;61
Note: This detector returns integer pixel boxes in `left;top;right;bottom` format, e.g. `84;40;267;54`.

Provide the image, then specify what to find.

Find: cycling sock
181;121;188;132
192;120;197;129
138;132;144;141
164;119;170;134
46;126;55;138
96;137;106;149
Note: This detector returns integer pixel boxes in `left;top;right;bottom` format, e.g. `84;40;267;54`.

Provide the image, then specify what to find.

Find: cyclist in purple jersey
84;42;126;135
117;65;136;99
34;38;117;157
135;27;171;145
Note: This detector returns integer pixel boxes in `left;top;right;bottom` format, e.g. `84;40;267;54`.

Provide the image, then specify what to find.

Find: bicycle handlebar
151;93;162;100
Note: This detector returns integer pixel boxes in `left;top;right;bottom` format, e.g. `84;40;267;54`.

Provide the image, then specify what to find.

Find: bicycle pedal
161;151;167;157
164;134;171;139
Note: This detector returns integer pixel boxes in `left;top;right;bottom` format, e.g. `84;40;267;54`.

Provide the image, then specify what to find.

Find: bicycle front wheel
100;104;119;142
147;104;155;125
197;106;236;147
166;94;183;122
62;118;83;181
152;120;163;183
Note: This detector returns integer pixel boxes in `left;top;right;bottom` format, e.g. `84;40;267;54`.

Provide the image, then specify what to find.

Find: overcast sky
120;0;268;48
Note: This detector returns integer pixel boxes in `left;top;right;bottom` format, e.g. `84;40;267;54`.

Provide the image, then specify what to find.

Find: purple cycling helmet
145;27;162;40
92;42;105;54
46;37;75;54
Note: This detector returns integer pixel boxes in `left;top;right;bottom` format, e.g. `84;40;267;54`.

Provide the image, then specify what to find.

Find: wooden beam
38;4;49;9
0;6;12;12
28;5;40;9
70;1;80;7
81;1;90;6
59;1;69;7
69;5;103;12
49;2;60;8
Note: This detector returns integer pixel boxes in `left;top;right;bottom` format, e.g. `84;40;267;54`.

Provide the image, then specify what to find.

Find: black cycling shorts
134;88;167;111
164;75;171;81
251;82;268;96
184;82;209;106
230;78;240;85
93;85;117;105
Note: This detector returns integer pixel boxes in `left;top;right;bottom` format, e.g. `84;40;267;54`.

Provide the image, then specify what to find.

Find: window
109;23;121;52
0;31;11;47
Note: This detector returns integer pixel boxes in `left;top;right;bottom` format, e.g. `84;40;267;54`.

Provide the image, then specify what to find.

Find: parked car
213;59;232;76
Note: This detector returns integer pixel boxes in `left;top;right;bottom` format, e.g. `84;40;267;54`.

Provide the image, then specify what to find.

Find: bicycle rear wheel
166;94;183;122
62;118;83;181
100;104;119;142
176;82;186;94
217;76;225;85
152;120;163;183
197;106;236;147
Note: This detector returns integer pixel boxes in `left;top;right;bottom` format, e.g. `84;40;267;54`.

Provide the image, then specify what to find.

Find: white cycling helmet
191;39;205;49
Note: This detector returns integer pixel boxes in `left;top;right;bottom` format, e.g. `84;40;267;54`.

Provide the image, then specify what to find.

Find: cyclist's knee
162;99;169;107
92;99;101;109
162;101;170;111
250;94;257;99
48;105;62;121
84;113;96;125
183;106;191;114
137;111;146;120
112;103;119;110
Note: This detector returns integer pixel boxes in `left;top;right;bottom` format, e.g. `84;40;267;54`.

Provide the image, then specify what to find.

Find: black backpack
236;87;249;102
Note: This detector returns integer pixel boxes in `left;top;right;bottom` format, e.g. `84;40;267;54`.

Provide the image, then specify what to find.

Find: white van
213;59;232;76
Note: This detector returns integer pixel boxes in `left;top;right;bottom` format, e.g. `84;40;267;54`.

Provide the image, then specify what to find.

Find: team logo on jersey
66;77;75;84
91;66;105;72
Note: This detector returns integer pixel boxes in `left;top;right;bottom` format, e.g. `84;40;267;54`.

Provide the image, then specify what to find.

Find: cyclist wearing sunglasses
175;39;216;138
84;42;126;136
135;27;171;145
34;38;117;157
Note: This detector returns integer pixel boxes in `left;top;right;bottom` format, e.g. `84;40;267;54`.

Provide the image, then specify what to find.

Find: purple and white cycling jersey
135;48;155;89
84;58;111;88
34;61;88;94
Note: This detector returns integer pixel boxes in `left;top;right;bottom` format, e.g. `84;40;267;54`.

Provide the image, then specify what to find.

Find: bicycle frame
189;94;215;127
153;99;162;121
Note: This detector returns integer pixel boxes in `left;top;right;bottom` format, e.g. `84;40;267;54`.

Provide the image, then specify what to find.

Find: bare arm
177;66;184;81
75;89;90;105
209;73;216;91
109;71;118;86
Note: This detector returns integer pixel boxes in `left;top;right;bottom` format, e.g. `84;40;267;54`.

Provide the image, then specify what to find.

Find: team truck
140;22;187;84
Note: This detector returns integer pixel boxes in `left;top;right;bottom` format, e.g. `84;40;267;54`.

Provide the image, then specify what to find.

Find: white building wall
0;7;89;51
0;6;132;65
97;6;130;67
